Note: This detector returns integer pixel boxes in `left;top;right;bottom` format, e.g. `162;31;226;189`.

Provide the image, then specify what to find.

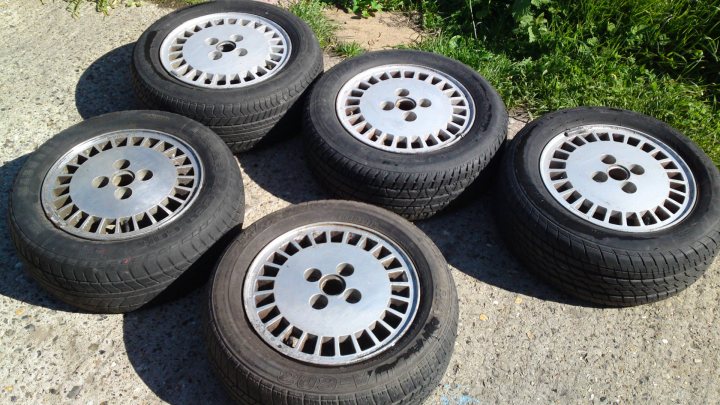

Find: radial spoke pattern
539;125;696;232
41;131;202;240
160;13;290;88
336;65;474;153
243;224;420;365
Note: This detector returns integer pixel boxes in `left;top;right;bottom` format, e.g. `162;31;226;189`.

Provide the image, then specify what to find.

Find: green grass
332;41;365;58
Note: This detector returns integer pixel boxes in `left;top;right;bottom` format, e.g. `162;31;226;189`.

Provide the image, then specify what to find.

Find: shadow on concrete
416;192;591;307
238;135;330;204
75;43;144;119
0;155;78;312
123;289;232;405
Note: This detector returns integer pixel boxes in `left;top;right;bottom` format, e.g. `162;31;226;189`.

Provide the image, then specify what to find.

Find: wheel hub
539;125;696;232
243;223;420;365
159;12;291;88
336;64;475;153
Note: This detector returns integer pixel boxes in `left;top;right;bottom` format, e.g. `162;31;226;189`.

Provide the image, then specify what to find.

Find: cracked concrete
0;1;718;405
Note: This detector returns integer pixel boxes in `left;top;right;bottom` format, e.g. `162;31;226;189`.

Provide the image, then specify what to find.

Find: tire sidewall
509;107;720;251
10;110;243;275
133;0;321;105
209;202;455;396
306;50;507;174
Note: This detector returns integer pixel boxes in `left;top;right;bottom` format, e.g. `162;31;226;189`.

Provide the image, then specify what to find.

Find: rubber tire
131;0;323;152
206;200;458;405
496;107;720;306
304;50;508;221
8;111;245;313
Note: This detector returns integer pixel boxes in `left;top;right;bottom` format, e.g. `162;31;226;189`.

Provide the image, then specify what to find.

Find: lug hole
92;176;109;188
209;51;222;60
396;88;410;97
601;154;616;164
592;172;608;183
113;159;130;170
345;289;362;304
418;98;432;107
237;48;248;57
403;112;417;122
112;171;135;187
381;101;394;111
205;38;219;46
136;169;153;181
310;294;328;310
630;164;645;175
622;181;637;194
336;263;354;276
304;268;322;282
230;34;243;42
114;187;132;200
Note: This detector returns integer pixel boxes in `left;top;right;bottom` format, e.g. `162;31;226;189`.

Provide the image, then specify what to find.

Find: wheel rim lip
539;124;697;232
335;64;476;154
243;222;421;366
159;12;292;89
41;130;203;241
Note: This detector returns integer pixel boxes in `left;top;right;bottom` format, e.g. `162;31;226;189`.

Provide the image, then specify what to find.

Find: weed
332;41;365;57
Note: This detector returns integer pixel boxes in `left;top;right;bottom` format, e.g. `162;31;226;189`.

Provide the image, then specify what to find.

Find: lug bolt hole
403;112;417;122
345;289;362;304
396;98;416;111
92;176;109;188
310;294;328;310
237;48;248;57
205;38;219;46
630;164;645;175
336;263;354;276
418;98;432;107
320;275;345;296
304;268;322;282
217;41;236;53
114;187;132;200
608;166;630;181
230;34;243;42
113;159;130;170
209;51;223;60
622;181;637;194
592;172;608;183
136;169;153;181
396;88;409;97
112;171;135;187
381;101;394;111
601;155;616;164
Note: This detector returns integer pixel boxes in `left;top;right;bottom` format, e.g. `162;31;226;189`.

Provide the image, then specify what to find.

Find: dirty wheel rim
41;130;202;240
243;223;420;365
160;12;291;88
335;64;475;153
539;125;697;232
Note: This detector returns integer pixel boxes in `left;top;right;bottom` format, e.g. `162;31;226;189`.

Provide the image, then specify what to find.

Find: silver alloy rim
160;12;291;88
243;223;420;365
335;64;475;153
41;130;202;240
539;125;697;232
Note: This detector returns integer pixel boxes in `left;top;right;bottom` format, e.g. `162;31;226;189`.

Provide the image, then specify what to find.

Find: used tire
304;50;508;220
497;107;720;306
8;111;245;313
207;200;458;404
132;0;323;152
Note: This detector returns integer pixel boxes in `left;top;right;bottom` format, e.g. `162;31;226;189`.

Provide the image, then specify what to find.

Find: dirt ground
325;7;421;50
0;1;718;405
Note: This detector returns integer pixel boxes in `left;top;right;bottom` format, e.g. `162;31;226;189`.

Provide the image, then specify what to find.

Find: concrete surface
0;1;719;404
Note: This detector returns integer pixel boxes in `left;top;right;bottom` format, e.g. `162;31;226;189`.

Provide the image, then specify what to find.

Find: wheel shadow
416;190;593;307
75;43;144;119
238;134;330;204
123;289;232;405
0;155;78;312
